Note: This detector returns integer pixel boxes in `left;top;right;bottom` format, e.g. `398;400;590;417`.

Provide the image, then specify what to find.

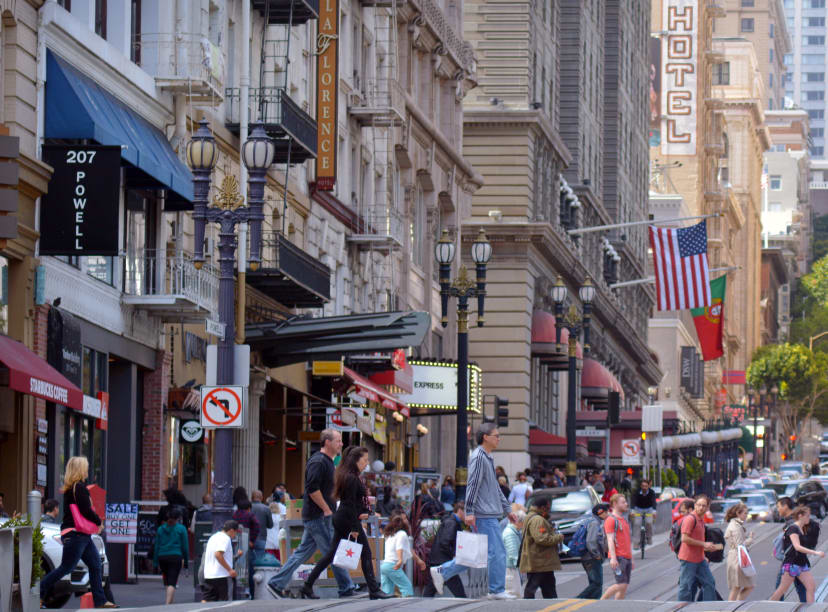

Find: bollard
26;491;41;526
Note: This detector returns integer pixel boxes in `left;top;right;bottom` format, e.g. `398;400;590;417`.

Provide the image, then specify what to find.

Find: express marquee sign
315;0;338;190
395;361;482;413
661;0;698;156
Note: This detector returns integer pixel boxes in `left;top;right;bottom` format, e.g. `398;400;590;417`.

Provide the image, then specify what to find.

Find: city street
86;515;828;611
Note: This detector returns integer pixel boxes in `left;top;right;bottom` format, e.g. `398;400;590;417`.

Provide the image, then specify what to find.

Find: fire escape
347;0;406;311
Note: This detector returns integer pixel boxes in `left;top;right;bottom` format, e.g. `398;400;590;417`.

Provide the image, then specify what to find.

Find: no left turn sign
201;385;246;428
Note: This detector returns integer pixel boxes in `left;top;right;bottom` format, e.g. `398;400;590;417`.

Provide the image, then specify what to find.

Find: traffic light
496;396;510;428
790;434;797;443
641;431;647;441
781;453;788;460
608;391;620;425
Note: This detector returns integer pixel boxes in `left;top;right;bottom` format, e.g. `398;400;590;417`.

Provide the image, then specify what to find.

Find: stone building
462;0;660;475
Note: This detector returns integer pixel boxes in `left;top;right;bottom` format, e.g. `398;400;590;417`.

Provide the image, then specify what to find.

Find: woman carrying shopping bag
724;502;755;601
518;497;563;599
39;457;117;609
300;447;393;599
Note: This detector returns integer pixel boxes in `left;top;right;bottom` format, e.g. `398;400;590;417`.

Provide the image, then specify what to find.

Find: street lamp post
766;384;778;467
551;276;595;486
757;384;766;469
436;229;492;500
188;120;274;530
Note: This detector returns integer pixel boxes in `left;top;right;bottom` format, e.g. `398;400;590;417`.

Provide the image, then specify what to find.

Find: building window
803;54;826;65
56;256;80;267
741;18;754;32
806;0;826;8
769;73;774;87
85;257;114;286
769;49;774;63
813;128;825;138
713;62;730;85
57;0;71;8
741;0;754;5
95;0;107;39
130;0;141;64
810;109;825;119
804;36;826;46
769;202;782;212
804;91;825;101
807;72;826;82
784;54;793;66
410;185;425;268
812;146;825;156
770;175;782;190
807;17;826;27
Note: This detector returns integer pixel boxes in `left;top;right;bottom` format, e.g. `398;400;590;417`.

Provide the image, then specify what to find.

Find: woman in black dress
300;446;392;599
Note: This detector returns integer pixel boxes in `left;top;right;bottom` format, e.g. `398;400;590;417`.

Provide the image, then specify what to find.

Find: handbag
332;534;363;570
69;483;99;535
455;530;488;569
738;544;756;577
505;567;522;597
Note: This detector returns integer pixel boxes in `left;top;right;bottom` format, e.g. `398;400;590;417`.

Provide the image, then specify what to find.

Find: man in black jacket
630;479;658;549
423;502;467;597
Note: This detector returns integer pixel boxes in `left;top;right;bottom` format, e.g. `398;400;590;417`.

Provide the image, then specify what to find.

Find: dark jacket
428;513;465;566
232;508;261;544
61;482;101;532
333;474;370;532
251;502;274;544
153;522;190;566
631;488;657;510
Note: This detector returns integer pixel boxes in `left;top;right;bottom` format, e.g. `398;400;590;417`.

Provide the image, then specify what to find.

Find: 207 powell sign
40;145;121;255
315;0;338;190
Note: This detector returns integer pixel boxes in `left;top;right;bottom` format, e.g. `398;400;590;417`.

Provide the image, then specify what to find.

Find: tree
801;254;828;307
746;343;828;442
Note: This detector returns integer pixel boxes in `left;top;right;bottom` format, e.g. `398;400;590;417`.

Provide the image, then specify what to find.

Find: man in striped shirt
430;422;518;599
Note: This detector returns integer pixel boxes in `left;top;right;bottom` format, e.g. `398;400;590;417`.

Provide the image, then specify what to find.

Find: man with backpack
772;497;810;602
576;503;610;599
677;495;721;602
600;494;633;600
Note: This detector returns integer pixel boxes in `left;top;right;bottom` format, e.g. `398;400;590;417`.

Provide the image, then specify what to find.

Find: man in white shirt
201;520;239;602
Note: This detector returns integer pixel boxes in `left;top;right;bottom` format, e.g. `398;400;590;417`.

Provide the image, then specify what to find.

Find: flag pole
609;266;740;289
567;212;723;236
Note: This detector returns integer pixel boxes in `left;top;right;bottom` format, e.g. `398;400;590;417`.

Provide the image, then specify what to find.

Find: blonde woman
724;502;755;600
39;457;117;608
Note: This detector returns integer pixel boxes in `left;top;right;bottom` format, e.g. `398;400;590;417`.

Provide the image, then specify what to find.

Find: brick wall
32;304;49;494
141;350;171;500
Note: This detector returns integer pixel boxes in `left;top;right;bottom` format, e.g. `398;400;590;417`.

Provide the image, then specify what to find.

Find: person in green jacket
518;497;563;599
502;509;526;597
153;507;190;604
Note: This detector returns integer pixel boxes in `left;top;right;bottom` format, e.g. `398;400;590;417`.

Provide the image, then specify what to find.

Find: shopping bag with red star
333;533;363;570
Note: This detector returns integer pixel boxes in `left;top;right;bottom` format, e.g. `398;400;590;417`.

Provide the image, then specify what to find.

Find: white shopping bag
333;535;363;570
455;531;488;568
738;544;756;577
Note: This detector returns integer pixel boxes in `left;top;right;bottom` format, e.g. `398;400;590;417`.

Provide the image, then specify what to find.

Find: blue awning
45;50;193;205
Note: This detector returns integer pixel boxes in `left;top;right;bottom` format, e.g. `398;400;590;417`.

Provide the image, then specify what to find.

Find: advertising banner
315;0;338;190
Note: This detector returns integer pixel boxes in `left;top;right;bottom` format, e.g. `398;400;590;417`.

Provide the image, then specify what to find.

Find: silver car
40;520;110;608
734;493;774;522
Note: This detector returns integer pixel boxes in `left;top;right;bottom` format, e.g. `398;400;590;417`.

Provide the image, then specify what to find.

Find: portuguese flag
691;275;726;361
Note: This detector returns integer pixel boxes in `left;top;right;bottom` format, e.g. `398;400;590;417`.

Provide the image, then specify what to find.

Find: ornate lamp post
436;229;492;500
551;276;595;485
187;121;275;530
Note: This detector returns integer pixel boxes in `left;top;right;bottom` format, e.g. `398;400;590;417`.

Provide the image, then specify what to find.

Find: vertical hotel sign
661;0;698;156
315;0;339;190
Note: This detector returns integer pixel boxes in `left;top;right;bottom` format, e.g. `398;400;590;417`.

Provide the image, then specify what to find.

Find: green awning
246;311;430;367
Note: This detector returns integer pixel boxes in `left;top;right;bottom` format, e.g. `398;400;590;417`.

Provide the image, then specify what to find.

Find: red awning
369;364;414;394
531;310;583;363
582;357;613;400
0;335;83;410
344;367;409;417
529;428;567;446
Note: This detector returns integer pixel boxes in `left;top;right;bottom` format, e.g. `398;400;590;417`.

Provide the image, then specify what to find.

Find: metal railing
259;231;331;300
225;87;317;153
358;205;406;246
134;33;224;90
121;251;219;314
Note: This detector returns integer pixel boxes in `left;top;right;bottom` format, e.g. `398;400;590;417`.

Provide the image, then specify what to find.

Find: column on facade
232;373;267;493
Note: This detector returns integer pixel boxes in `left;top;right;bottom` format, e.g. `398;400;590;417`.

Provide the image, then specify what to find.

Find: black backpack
802;518;821;549
704;526;725;563
669;520;683;556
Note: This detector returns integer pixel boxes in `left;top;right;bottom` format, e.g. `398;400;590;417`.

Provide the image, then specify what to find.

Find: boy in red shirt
600;493;632;600
678;494;721;601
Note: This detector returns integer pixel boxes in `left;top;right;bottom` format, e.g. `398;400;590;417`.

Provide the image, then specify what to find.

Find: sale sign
105;503;138;543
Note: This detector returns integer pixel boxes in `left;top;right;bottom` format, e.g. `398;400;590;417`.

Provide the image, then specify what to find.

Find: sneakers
266;584;286;599
429;567;445;595
487;591;517;600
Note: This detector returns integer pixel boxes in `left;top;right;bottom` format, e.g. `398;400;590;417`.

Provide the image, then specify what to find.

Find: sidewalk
108;577;197;609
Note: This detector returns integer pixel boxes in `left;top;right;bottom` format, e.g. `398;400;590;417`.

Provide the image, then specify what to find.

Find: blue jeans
380;561;414;596
678;559;716;602
248;540;266;597
775;562;807;602
40;533;106;606
267;516;354;595
577;558;603;599
439;517;506;594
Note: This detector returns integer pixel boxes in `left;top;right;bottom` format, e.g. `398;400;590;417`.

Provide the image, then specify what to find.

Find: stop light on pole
496;396;510;428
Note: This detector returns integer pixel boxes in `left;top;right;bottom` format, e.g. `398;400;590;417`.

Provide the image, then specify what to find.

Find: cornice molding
463;109;573;166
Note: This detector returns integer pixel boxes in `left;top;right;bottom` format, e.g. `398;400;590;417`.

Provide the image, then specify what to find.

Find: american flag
649;220;711;311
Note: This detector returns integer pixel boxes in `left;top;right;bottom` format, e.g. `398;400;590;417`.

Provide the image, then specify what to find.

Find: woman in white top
379;514;426;596
508;472;533;507
265;501;286;557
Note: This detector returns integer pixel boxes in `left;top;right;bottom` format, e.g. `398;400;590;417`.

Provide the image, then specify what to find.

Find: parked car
723;484;759;498
779;462;810;480
766;480;828;518
709;499;739;523
526;486;601;561
40;521;110;608
657;486;686;502
671;497;714;524
733;493;774;522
